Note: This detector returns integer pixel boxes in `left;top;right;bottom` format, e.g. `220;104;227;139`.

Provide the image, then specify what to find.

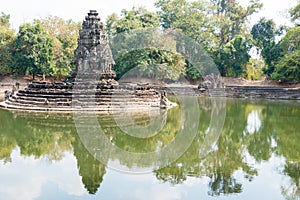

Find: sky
1;0;298;30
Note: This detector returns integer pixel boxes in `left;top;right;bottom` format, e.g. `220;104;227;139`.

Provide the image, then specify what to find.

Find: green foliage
270;26;300;81
210;0;262;47
272;50;300;81
106;7;160;36
245;58;264;80
280;26;300;54
290;3;300;25
0;1;298;81
34;17;80;78
251;18;277;48
155;0;189;29
13;23;54;79
107;7;186;81
250;17;300;81
0;12;15;75
1;99;300;197
106;13;119;38
251;18;283;76
0;14;79;79
155;0;220;80
185;63;202;80
156;0;261;78
0;12;10;28
155;0;218;50
155;0;262;48
113;47;185;81
261;41;283;76
261;41;282;67
217;35;251;77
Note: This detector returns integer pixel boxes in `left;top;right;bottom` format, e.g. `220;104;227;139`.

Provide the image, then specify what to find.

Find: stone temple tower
67;10;116;82
0;10;176;111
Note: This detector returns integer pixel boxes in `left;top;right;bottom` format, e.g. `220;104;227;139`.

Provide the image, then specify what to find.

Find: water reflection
0;98;299;199
72;132;106;194
245;109;262;135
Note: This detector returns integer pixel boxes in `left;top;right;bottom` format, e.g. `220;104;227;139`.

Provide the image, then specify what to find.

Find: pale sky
1;0;298;30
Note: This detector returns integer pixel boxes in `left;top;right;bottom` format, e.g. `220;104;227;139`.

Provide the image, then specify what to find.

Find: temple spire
69;10;115;80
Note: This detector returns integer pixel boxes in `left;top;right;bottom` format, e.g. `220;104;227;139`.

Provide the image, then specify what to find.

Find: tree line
0;0;299;81
0;14;80;80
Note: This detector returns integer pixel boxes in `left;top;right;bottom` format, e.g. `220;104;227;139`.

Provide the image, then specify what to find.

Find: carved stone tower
0;10;176;111
67;10;116;82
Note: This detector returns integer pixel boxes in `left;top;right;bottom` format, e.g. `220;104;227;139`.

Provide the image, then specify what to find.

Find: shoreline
155;85;300;100
0;76;299;102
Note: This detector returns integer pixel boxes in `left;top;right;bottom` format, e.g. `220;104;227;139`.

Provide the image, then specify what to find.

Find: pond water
0;97;299;200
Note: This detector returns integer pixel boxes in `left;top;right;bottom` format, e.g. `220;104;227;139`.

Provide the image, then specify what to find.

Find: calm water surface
0;97;299;200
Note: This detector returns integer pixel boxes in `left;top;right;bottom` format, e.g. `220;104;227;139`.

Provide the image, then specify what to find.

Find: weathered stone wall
224;86;300;100
1;82;163;111
156;85;300;100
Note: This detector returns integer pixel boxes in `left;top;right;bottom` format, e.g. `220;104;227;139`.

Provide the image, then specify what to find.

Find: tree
251;18;277;48
279;26;300;54
266;10;300;82
271;26;300;81
34;16;80;79
290;2;300;26
155;0;261;78
155;0;217;50
210;0;262;77
251;18;283;76
13;23;54;79
245;58;264;80
106;7;160;36
210;0;262;47
261;42;283;76
217;35;251;77
155;0;218;80
156;0;262;48
0;12;10;28
107;7;185;81
106;13;119;38
0;12;15;75
272;50;300;81
113;47;185;80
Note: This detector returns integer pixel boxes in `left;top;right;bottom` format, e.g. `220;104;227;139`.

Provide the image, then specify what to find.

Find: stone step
17;90;159;97
5;101;160;109
19;88;158;95
7;96;161;106
11;97;160;104
226;86;296;91
27;82;154;90
15;93;160;102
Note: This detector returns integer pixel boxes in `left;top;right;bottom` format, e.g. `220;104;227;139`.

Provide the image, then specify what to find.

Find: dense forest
0;0;299;81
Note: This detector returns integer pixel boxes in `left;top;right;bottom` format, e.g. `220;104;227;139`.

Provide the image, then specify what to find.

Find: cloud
0;148;86;199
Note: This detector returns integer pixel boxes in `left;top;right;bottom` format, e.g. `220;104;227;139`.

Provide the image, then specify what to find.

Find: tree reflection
0;98;299;198
272;103;300;200
155;99;299;197
0;132;16;163
282;162;300;199
0;110;21;163
0;110;107;194
10;113;74;160
208;170;242;196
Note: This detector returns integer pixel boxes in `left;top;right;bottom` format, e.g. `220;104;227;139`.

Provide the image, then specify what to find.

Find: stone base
0;80;176;112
